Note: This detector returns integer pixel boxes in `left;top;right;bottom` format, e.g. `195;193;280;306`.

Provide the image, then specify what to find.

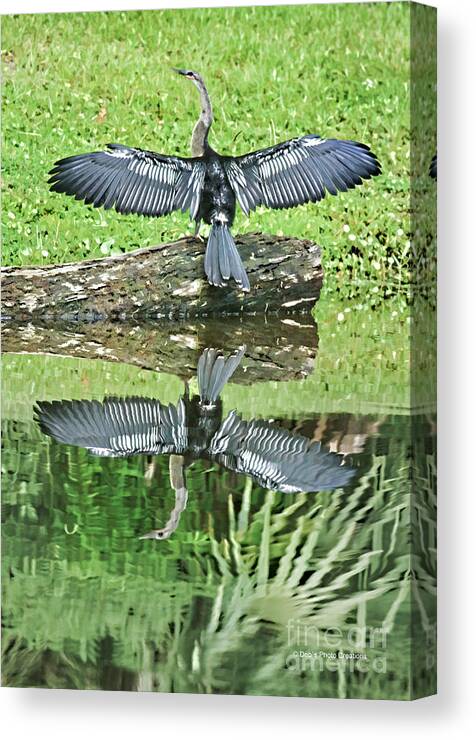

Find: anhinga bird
35;347;355;540
48;69;381;292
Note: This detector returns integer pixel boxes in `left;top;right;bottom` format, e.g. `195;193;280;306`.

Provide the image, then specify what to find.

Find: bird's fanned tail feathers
204;224;250;291
197;346;246;406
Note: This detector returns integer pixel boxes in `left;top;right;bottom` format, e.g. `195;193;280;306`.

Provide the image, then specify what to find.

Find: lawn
1;2;435;299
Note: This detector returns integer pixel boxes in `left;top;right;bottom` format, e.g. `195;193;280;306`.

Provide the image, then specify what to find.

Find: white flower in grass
100;238;115;254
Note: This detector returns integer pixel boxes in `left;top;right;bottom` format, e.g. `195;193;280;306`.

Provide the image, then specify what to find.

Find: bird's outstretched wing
208;411;355;492
224;135;380;215
48;144;206;219
35;397;188;457
429;153;437;180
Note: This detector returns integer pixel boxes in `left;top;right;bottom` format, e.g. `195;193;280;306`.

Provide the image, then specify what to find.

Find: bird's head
172;68;203;87
139;529;168;541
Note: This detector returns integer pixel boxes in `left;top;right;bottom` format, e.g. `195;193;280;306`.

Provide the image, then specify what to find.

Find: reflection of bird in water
35;347;354;540
429;153;437;180
48;68;381;292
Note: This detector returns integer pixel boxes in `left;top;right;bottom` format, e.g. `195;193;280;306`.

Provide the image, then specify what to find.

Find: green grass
1;3;435;298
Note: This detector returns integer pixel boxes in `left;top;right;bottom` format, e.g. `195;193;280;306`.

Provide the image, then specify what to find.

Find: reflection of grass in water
2;416;436;698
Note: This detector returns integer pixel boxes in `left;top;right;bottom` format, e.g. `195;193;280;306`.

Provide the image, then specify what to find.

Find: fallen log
1;315;318;383
0;233;323;321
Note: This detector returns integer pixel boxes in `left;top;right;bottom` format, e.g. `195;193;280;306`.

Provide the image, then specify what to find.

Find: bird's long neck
161;455;188;538
191;79;213;157
139;455;188;540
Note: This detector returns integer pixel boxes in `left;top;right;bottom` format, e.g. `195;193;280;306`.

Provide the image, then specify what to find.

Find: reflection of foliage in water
2;413;436;699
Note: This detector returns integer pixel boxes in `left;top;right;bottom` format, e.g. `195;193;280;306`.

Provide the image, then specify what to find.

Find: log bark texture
1;233;322;321
2;315;318;383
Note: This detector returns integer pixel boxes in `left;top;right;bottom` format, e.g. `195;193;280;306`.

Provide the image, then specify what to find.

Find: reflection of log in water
1;316;318;383
1;233;323;321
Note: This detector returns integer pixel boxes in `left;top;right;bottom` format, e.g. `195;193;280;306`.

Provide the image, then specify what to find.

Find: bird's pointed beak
139;529;166;540
172;67;187;76
139;530;158;540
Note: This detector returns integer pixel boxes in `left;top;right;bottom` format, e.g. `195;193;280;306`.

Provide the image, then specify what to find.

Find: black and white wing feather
35;397;188;457
208;411;355;492
48;144;205;219
225;135;381;215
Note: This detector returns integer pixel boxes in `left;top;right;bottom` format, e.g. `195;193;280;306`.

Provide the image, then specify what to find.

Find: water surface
1;312;436;699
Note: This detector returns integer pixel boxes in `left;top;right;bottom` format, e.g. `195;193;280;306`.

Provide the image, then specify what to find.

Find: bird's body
49;68;381;291
198;149;236;229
